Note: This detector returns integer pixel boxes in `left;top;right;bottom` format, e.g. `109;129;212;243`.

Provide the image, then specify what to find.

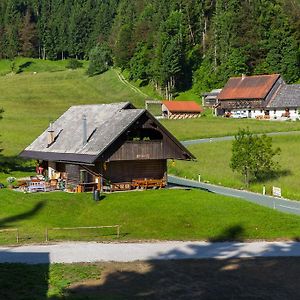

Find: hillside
0;60;147;156
0;0;299;99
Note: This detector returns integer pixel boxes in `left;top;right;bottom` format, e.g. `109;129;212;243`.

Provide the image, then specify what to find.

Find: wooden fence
0;228;19;243
45;225;120;242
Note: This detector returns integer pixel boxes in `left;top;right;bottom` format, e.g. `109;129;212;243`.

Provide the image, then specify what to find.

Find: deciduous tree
230;129;281;187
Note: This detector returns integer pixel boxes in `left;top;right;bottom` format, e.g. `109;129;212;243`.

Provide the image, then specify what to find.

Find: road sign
272;186;282;198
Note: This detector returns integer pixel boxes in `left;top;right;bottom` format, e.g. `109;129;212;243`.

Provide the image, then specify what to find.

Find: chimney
82;114;87;146
47;122;55;146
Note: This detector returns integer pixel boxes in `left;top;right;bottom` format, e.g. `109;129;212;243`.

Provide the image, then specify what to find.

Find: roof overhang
20;150;97;165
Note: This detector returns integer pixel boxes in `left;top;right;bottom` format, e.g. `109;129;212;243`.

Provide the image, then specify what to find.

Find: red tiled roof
162;101;203;113
218;74;281;100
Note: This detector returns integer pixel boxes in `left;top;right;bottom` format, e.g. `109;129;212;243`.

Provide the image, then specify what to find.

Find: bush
66;59;83;70
87;44;112;76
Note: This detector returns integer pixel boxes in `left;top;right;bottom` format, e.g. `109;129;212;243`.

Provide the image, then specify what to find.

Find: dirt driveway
69;257;300;299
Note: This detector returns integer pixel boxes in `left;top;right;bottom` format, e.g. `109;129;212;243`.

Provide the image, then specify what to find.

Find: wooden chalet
20;102;195;192
162;101;203;119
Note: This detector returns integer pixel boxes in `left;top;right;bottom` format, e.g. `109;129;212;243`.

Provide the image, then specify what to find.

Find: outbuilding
162;101;203;119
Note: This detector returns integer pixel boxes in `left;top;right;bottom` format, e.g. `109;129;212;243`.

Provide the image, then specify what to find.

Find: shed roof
267;84;300;108
218;74;281;100
162;101;203;113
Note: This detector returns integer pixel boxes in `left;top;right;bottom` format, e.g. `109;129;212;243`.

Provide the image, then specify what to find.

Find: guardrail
45;225;121;242
0;228;19;243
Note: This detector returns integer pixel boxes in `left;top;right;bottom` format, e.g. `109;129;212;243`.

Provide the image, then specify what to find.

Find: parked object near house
20;102;195;192
202;89;222;107
162;101;203;119
215;74;300;120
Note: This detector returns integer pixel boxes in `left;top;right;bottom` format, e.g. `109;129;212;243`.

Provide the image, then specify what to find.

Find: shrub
66;59;83;70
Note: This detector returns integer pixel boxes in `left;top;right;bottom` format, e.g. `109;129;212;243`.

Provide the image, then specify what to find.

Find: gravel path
1;241;300;264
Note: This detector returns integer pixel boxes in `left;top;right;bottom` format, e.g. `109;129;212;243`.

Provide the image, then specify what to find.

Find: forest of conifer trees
0;0;300;97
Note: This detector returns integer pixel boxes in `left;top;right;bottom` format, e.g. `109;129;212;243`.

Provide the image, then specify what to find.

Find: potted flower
6;177;16;189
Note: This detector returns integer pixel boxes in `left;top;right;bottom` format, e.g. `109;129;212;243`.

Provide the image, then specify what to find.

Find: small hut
162;101;203;119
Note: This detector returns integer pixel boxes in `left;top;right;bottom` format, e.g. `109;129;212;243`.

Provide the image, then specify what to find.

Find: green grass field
0;188;300;244
0;62;146;156
1;58;300;157
170;133;300;200
161;117;300;141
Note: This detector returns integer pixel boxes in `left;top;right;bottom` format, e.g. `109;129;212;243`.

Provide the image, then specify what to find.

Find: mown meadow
170;133;300;200
1;189;300;245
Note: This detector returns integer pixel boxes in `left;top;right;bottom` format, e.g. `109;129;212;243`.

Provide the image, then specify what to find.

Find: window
80;170;88;183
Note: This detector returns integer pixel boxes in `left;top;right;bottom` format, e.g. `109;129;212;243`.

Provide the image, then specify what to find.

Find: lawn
0;188;300;244
161;117;300;141
0;263;103;299
169;133;300;200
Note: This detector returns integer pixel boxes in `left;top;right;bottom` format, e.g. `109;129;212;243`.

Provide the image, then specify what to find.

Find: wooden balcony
109;140;164;161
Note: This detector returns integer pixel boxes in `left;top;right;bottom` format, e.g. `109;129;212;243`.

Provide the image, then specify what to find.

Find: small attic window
127;128;163;141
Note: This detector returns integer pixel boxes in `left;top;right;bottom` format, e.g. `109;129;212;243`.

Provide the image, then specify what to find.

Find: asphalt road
182;130;300;146
1;241;300;264
168;175;300;216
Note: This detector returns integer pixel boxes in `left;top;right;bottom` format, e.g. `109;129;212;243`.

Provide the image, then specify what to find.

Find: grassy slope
170;133;300;200
0;189;300;244
1;59;300;157
0;60;146;156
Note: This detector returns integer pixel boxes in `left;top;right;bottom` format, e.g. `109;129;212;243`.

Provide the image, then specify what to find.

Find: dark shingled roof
20;102;195;163
218;74;281;100
267;85;300;108
20;102;145;163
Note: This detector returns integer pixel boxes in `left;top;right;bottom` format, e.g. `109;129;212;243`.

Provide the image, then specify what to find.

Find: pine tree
19;10;37;57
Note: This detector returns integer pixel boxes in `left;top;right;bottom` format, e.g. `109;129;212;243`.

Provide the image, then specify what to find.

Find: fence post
117;225;120;238
16;229;19;243
45;228;48;242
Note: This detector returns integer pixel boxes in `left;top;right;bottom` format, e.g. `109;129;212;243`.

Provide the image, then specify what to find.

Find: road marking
276;205;300;211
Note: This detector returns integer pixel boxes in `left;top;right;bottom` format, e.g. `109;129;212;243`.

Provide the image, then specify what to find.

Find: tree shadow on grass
251;168;292;184
0;202;45;229
0;155;35;174
16;61;34;74
209;225;245;242
0;203;49;300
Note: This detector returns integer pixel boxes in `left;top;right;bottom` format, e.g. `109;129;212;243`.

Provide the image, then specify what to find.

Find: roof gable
163;101;203;113
20;102;194;163
218;74;281;100
267;84;300;108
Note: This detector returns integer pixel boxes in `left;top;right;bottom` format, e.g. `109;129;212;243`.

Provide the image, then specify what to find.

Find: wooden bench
131;178;166;189
110;182;131;191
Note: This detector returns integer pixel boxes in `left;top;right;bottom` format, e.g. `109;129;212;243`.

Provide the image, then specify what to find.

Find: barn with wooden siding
20;102;195;191
162;101;203;119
